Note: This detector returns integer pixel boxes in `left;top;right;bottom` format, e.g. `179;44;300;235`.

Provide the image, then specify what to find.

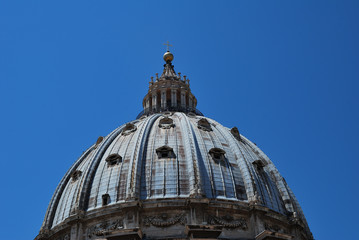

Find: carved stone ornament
197;118;212;131
143;213;186;227
159;117;175;129
230;127;242;141
208;215;248;230
88;218;123;237
121;123;137;136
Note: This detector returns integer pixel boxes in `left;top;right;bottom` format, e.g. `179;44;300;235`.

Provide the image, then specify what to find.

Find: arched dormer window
105;153;122;166
252;159;267;171
159;117;175;129
94;136;104;148
71;170;82;182
102;194;110;206
121;123;137;136
230;127;242;141
209;148;226;162
198;118;212;131
156;146;175;159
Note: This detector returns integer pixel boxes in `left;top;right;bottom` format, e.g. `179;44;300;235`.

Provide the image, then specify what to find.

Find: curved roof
41;112;307;230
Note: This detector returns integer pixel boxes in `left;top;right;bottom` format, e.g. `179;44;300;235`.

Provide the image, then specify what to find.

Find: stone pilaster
161;89;166;109
181;90;186;108
171;89;177;107
152;93;157;111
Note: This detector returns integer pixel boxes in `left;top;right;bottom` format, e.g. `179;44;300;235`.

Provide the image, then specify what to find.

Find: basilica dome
36;51;313;240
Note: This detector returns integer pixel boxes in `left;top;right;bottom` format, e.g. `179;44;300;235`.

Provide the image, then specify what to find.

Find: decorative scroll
208;215;247;229
88;218;123;237
143;213;186;227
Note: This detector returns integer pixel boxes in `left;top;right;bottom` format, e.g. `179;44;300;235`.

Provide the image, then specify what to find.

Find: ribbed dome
37;51;312;240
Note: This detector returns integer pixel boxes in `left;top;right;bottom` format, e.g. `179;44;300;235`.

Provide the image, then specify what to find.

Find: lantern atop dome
138;48;202;119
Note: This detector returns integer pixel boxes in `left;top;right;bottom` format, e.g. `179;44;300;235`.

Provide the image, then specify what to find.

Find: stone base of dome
36;199;312;240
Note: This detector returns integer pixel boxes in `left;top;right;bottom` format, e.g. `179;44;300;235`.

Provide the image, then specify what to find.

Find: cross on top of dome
163;41;174;62
163;41;172;51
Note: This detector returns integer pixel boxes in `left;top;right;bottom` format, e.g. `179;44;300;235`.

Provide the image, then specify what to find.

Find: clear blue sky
0;1;358;239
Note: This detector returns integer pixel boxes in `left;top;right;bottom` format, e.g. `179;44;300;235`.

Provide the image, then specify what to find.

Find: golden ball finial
163;51;174;62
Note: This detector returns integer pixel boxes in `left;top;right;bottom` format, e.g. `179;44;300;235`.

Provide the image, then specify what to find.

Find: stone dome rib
41;145;95;229
179;112;202;196
78;124;128;212
213;122;256;201
51;148;95;226
128;114;162;199
213;122;252;200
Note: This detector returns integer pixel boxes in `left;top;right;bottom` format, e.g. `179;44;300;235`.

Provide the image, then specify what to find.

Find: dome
36;51;312;240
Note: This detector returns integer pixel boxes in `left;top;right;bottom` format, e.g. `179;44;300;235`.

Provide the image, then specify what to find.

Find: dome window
159;117;175;129
198;118;212;131
209;148;226;162
231;127;242;141
71;170;82;182
102;194;110;206
156;146;175;159
121;123;137;136
106;153;122;166
252;159;267;170
94;136;104;148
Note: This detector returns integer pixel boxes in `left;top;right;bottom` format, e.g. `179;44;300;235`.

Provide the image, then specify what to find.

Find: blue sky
0;1;358;239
